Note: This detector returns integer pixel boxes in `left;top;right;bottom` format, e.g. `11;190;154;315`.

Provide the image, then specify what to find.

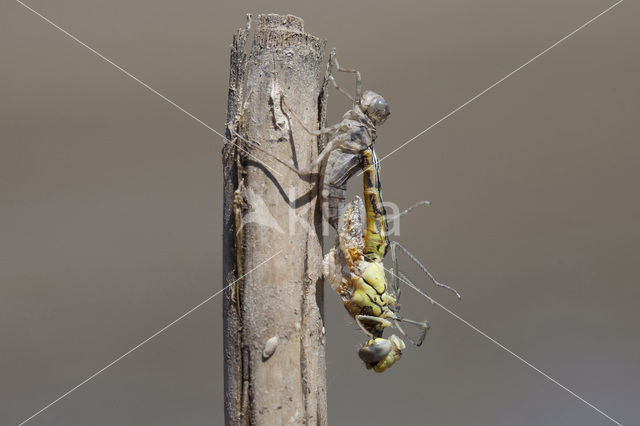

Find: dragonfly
234;51;461;371
323;146;460;372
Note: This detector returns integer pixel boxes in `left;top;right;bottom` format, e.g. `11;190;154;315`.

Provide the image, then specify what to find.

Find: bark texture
223;14;328;425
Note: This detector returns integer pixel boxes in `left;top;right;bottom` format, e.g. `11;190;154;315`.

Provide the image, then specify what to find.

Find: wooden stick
223;14;328;425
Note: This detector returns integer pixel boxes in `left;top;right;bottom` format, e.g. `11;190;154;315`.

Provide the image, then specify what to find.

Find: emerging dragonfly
234;51;461;371
323;147;460;372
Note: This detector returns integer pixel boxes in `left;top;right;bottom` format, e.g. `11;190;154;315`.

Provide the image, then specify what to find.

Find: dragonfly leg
390;241;462;300
389;246;430;346
229;127;302;174
388;200;432;222
229;127;347;176
392;315;429;347
390;237;401;300
330;52;362;101
355;314;393;337
281;98;343;137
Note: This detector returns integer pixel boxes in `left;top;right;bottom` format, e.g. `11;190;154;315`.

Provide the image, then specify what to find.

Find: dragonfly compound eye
358;338;392;363
359;335;406;372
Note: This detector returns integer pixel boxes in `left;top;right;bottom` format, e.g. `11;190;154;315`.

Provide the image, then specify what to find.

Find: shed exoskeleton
230;49;391;230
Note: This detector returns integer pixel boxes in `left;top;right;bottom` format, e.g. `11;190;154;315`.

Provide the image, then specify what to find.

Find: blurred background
1;0;638;424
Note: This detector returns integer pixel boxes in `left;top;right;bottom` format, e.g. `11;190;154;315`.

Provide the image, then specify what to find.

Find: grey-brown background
1;0;638;425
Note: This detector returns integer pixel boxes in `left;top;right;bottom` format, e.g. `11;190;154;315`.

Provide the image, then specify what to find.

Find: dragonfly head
358;334;406;373
360;90;390;126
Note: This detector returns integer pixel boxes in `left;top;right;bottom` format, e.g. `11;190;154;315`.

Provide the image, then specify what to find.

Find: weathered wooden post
222;14;328;425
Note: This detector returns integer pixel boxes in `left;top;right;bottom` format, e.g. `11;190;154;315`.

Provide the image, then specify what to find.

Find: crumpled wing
322;196;365;301
337;196;365;268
